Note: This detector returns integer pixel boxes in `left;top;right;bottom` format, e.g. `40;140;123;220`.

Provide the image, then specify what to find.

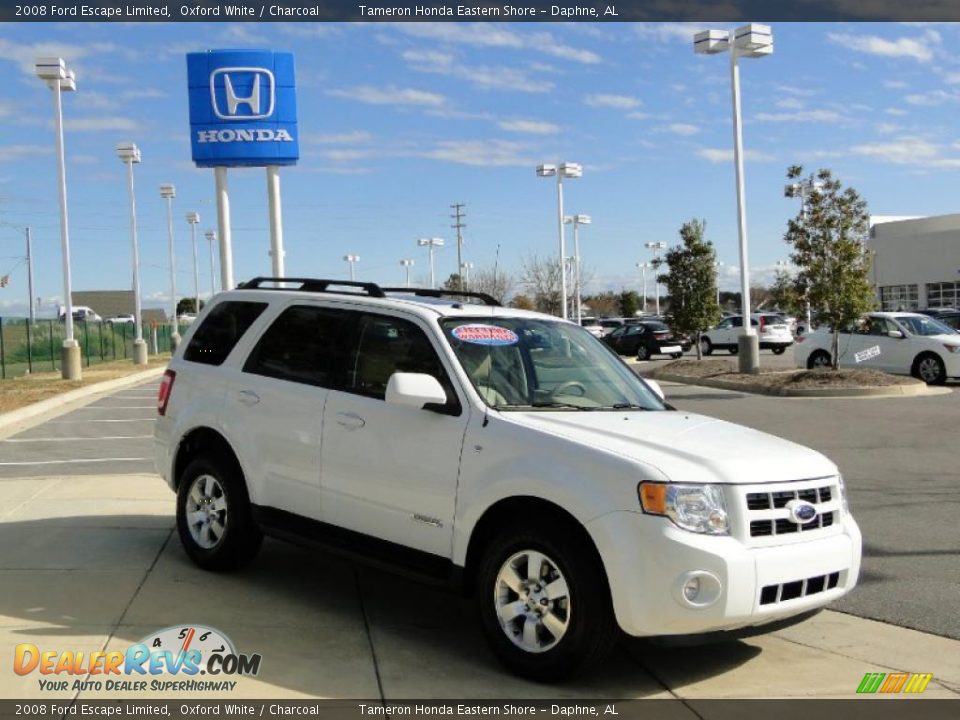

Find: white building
869;214;960;311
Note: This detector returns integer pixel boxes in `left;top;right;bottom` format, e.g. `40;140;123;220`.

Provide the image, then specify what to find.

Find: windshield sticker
452;324;519;346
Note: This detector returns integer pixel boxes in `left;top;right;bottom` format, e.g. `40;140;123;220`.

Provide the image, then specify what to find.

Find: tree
618;290;641;318
176;298;204;315
472;266;514;304
510;293;535;310
585;291;619;318
657;218;721;359
769;269;803;316
520;254;563;315
442;273;463;292
784;166;875;369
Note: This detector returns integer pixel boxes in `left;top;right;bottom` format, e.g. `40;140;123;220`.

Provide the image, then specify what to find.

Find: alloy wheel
494;550;571;654
185;474;228;550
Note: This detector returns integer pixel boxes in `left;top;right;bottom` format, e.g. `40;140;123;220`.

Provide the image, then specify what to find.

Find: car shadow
0;514;762;699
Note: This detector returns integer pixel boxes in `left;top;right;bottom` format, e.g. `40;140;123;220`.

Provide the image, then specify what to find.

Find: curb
650;371;951;398
0;366;166;435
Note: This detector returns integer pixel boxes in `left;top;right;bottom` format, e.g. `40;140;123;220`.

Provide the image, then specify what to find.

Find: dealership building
870;214;960;311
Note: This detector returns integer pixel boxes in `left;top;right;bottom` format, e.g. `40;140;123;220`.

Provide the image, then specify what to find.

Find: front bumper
587;509;861;637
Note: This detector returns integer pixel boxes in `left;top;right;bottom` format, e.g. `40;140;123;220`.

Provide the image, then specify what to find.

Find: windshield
894;315;955;336
440;317;666;411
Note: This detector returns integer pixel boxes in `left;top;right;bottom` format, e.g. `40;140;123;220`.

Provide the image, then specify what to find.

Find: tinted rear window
183;301;268;366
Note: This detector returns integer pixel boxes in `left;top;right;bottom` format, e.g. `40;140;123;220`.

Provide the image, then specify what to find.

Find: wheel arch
912;351;946;384
173;426;245;491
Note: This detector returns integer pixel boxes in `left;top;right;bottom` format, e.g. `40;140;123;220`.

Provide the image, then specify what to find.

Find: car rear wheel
176;453;262;571
671;353;683;359
772;346;786;355
700;338;713;356
636;345;650;361
808;350;831;369
913;353;946;385
476;527;617;680
728;346;739;355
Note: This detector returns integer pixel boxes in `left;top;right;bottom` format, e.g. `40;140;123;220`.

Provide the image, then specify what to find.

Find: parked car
107;314;135;324
794;311;960;385
156;278;861;679
918;308;960;332
177;313;198;326
602;320;688;360
595;318;626;336
58;305;102;323
700;313;794;355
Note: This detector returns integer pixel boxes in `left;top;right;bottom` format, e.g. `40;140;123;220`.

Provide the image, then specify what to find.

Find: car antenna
482;244;501;428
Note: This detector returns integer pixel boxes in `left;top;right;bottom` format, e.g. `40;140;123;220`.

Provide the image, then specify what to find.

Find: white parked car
700;313;794;356
107;314;134;324
155;279;861;679
794;311;960;385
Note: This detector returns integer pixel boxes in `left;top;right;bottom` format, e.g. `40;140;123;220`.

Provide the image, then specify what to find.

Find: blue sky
1;21;959;317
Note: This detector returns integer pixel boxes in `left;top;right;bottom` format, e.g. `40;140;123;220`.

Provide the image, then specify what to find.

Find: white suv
701;313;794;356
155;278;861;679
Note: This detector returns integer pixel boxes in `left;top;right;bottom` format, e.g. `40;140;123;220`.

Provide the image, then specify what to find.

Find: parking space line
2;436;152;443
75;406;156;410
48;419;154;424
0;457;151;466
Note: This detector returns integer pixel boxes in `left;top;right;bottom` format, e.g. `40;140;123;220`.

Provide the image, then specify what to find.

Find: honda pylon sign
186;50;299;167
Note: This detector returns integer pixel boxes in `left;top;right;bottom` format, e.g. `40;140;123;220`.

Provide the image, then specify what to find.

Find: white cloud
697;148;776;163
327;85;446;107
0;38;119;76
667;123;700;136
627;111;651;120
634;23;719;44
754;110;845;123
65;117;139;132
851;136;960;168
885;107;909;116
883;79;909;89
394;24;601;64
0;144;50;163
826;30;940;62
401;46;557;93
875;123;902;134
584;93;642;109
498;119;560;135
775;97;806;110
421;139;535;167
310;131;373;145
904;89;956;106
945;71;960;84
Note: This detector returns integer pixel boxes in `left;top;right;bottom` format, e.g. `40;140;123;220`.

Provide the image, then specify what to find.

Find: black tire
700;338;713;356
913;353;946;385
636;345;650;361
807;350;831;370
772;346;786;355
176;453;263;572
476;526;618;681
671;353;683;359
728;346;739;355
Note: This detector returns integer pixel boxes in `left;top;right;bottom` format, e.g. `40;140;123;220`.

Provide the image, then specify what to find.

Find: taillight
795;335;806;344
158;370;176;416
759;316;766;333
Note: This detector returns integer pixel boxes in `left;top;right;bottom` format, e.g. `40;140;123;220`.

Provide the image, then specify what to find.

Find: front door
319;312;469;558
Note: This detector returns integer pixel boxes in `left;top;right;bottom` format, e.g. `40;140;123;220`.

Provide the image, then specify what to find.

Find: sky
1;20;959;317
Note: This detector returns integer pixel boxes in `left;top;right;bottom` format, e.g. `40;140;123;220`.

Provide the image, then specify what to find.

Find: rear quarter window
183;300;268;366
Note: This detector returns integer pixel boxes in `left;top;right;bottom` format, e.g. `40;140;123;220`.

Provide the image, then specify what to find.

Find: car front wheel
808;350;831;369
914;353;946;385
700;338;713;356
772;346;786;355
636;345;650;361
476;528;617;680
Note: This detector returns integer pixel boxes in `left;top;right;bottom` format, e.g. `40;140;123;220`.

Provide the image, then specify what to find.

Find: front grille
749;511;834;538
744;482;837;539
759;572;841;605
747;485;833;510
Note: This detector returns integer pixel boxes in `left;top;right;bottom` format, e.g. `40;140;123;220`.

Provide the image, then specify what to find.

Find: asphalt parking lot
0;372;958;701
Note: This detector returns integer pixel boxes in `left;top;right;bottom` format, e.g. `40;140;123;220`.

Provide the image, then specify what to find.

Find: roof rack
379;287;500;307
236;277;386;298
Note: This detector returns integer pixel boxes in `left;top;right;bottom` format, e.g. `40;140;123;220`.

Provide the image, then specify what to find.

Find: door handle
335;412;365;429
235;390;260;406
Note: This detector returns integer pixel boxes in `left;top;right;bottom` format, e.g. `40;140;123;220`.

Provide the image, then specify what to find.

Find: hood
504;410;836;485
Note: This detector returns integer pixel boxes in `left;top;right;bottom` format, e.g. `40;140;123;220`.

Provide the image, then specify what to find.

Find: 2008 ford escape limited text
154;278;862;680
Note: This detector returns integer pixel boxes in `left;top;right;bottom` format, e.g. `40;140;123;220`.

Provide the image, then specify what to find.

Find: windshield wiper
605;403;655;410
495;401;595;411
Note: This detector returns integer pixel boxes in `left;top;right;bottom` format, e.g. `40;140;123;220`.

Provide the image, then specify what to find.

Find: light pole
205;230;218;298
400;259;415;288
715;260;724;307
117;142;147;365
35;57;80;380
695;23;773;373
460;261;474;289
645;241;666;316
537;162;583;320
417;237;445;288
636;262;649;315
343;254;360;281
186;212;201;317
785;178;822;333
563;214;591;324
160;183;180;349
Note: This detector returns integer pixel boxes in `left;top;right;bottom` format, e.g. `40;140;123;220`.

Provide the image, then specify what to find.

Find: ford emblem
786;500;818;524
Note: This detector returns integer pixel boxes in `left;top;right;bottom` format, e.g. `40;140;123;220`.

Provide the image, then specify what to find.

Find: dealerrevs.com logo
14;625;261;693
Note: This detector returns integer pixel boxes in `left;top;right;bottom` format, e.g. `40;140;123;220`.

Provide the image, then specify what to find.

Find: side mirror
386;373;448;410
644;379;666;401
888;330;904;339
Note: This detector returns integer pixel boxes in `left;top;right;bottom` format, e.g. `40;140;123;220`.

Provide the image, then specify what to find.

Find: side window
183;301;267;366
347;314;455;404
243;305;349;387
731;317;743;328
609;326;625;338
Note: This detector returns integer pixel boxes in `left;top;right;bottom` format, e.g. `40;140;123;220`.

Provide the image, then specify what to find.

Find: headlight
942;344;960;354
638;482;729;535
837;475;850;515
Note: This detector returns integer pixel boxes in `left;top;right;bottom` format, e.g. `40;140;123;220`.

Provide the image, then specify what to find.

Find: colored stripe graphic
857;672;886;694
880;672;908;693
856;671;932;694
903;673;933;694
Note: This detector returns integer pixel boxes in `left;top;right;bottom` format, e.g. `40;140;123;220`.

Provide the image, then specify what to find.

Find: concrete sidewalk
0;471;957;702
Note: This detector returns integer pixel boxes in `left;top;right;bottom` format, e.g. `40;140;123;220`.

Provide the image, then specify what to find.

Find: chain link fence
0;318;187;379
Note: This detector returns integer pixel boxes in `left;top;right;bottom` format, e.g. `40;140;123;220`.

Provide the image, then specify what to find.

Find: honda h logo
210;67;275;120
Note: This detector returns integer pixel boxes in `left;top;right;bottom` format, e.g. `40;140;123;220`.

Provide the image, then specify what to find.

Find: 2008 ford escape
155;278;862;680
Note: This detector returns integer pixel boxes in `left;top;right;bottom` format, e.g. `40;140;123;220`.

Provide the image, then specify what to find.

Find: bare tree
472;266;514;304
520;254;564;316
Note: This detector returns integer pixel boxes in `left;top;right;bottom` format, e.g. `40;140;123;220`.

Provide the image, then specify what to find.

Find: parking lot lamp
160;184;180;349
460;261;474;289
645;241;667;316
694;23;773;372
716;261;724;307
35;57;81;380
117;142;147;365
418;238;445;288
186;212;201;318
537;162;583;320
400;259;415;287
564;214;591;324
343;254;360;282
205;230;217;297
636;262;649;314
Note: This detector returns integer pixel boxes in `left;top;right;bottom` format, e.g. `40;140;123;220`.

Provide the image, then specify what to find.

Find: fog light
683;577;701;602
673;571;722;608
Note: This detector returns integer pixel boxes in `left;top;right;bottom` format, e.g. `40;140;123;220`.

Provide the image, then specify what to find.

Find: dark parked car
602;321;689;360
918;308;960;332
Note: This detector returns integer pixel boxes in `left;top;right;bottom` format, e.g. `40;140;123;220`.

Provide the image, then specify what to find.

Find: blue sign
187;50;299;168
